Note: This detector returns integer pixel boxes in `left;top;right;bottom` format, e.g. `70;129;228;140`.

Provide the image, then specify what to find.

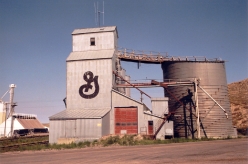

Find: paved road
1;138;247;164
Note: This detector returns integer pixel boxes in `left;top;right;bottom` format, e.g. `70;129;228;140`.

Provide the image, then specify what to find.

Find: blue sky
0;0;247;123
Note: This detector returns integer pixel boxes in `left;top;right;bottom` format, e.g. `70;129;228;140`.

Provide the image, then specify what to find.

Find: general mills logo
79;71;99;99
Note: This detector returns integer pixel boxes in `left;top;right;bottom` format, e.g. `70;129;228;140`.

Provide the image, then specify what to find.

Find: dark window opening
148;121;153;126
90;38;95;46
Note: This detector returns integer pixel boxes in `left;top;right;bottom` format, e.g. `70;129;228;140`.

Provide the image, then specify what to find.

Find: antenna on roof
103;1;104;25
94;2;97;26
94;1;104;27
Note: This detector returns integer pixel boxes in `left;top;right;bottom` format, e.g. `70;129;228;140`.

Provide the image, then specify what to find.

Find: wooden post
194;79;201;139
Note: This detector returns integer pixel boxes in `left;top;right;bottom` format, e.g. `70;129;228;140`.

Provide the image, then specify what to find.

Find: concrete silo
161;61;236;138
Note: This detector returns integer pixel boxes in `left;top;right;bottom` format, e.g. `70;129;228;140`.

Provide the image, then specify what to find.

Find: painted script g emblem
79;71;99;99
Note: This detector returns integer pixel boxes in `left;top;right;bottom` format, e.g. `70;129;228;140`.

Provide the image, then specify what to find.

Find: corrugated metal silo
161;61;236;138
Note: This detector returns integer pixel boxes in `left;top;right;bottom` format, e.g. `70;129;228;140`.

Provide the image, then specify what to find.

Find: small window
148;121;153;126
90;38;95;46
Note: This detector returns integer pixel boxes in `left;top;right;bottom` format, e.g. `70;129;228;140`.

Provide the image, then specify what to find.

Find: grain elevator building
49;26;161;143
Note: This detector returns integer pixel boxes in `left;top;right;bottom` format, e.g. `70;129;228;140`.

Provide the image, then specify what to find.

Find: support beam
9;84;16;137
198;84;228;119
194;78;201;139
113;71;151;98
4;102;8;137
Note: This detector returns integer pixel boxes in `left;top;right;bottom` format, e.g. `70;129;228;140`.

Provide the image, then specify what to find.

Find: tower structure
49;26;132;143
66;26;118;109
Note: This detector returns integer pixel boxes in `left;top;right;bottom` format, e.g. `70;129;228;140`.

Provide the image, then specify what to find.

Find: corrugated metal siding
49;120;65;143
151;97;169;115
67;50;115;61
102;111;110;136
49;118;103;143
65;120;76;138
162;62;236;138
66;59;113;110
76;119;102;139
72;32;117;51
17;118;44;129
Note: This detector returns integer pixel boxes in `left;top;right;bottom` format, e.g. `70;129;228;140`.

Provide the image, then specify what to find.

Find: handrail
116;47;224;63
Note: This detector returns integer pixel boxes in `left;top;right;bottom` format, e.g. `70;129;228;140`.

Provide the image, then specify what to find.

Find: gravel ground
1;138;247;164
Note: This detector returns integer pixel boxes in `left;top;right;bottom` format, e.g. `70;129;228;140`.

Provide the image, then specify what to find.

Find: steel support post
9;84;16;137
190;102;194;139
183;105;188;138
4;102;8;137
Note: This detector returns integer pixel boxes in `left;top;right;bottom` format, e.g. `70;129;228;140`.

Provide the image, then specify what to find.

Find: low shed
49;109;110;143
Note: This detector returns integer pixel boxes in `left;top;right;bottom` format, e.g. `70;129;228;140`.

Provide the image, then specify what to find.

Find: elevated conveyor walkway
116;47;224;63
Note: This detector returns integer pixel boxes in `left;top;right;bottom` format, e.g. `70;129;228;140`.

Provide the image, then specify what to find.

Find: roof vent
100;28;104;30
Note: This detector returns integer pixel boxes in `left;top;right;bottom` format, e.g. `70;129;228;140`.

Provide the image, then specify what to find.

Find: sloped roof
66;49;115;61
17;118;44;129
49;108;111;120
72;26;118;37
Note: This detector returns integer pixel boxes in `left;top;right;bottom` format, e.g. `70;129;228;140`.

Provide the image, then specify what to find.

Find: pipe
113;71;151;98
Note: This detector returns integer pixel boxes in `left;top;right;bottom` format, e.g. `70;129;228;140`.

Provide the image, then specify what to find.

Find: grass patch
0;134;241;153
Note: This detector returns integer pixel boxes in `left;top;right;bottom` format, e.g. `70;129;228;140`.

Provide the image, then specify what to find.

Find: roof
66;49;115;61
49;108;111;120
17;118;44;129
72;26;118;37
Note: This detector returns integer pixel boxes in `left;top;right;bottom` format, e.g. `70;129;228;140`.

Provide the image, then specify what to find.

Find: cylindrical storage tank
161;61;236;138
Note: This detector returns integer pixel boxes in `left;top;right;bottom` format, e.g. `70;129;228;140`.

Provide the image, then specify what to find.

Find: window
90;38;95;46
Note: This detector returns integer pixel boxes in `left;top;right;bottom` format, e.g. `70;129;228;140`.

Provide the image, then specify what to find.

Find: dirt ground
1;138;247;164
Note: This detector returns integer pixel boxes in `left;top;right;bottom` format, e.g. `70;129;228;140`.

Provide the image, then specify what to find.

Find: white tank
0;102;6;124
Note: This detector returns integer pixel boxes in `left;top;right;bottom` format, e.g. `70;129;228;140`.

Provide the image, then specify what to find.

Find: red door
115;107;138;134
148;121;153;135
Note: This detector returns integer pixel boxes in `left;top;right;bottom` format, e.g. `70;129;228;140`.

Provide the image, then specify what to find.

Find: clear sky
0;0;247;123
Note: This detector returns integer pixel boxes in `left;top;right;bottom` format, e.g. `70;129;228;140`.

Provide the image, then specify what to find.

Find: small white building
0;113;45;137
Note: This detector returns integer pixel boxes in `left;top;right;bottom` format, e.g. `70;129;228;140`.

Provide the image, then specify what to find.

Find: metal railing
116;47;224;63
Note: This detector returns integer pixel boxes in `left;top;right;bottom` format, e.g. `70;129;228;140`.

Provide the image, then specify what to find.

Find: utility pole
4;102;8;137
9;84;16;137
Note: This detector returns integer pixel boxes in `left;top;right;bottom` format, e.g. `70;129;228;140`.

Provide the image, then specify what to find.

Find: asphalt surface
1;138;247;164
